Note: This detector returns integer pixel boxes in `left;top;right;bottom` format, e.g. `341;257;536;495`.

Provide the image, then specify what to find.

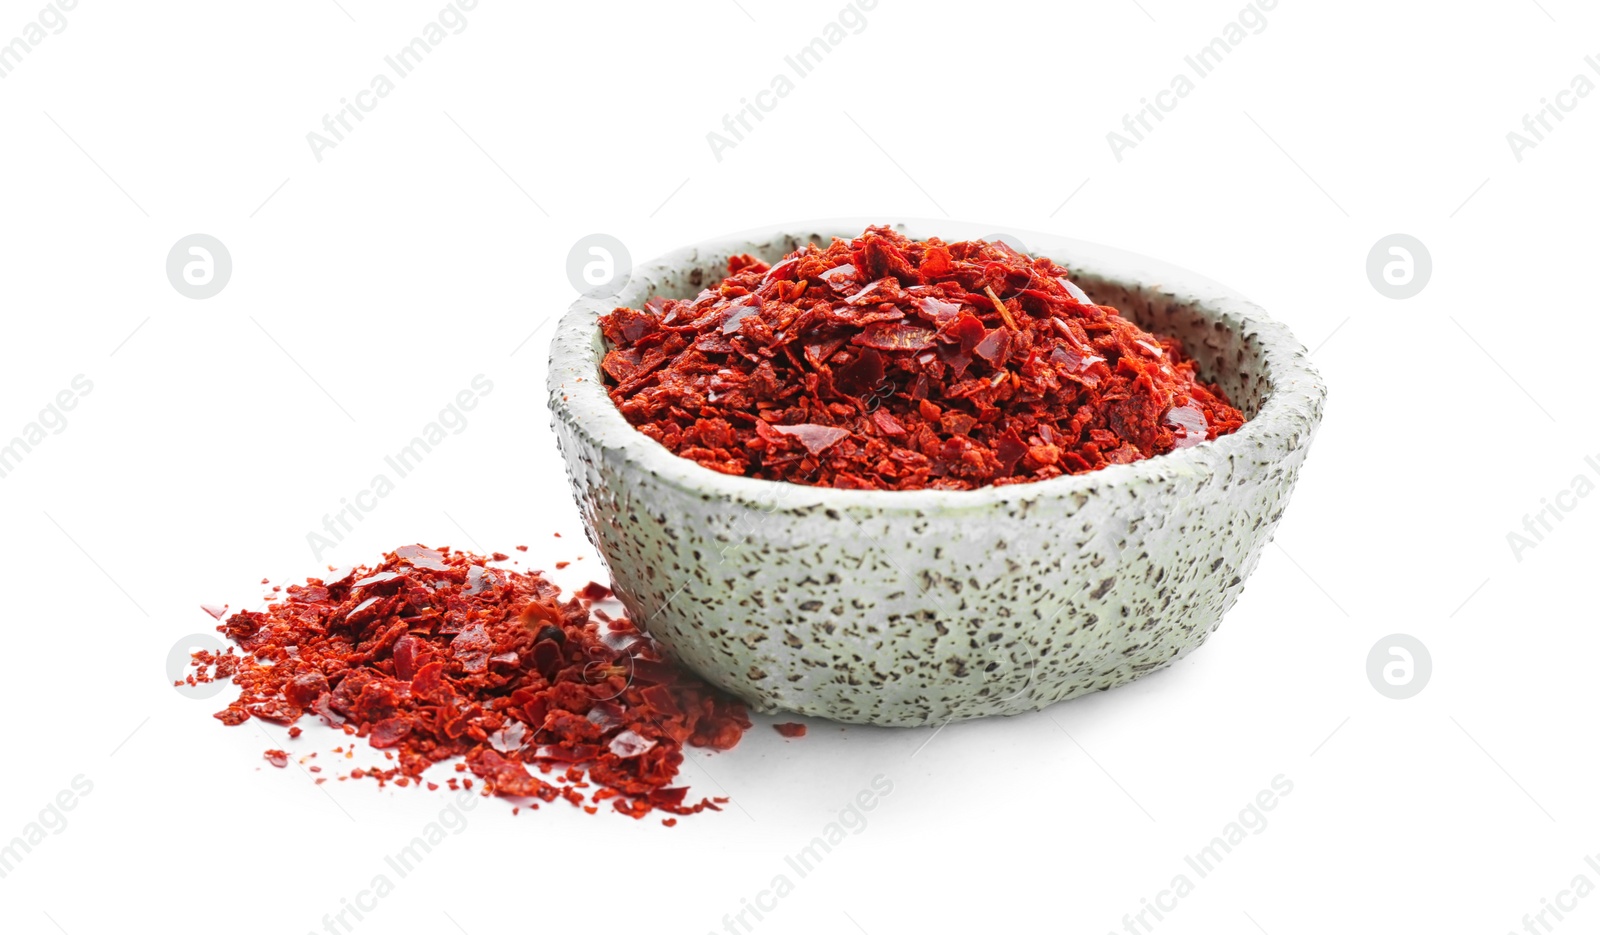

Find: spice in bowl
599;226;1245;490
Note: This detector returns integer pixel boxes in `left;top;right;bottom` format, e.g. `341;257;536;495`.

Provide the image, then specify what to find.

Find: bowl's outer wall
549;221;1326;726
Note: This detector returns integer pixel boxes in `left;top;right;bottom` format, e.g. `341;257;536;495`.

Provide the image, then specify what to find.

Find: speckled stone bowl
548;220;1325;726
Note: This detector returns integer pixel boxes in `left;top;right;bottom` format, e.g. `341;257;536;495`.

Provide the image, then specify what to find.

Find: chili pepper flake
1165;403;1209;449
766;422;850;456
773;723;807;738
599;227;1245;490
192;545;753;821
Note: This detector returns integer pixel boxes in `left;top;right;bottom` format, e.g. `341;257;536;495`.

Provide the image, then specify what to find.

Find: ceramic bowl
547;219;1325;726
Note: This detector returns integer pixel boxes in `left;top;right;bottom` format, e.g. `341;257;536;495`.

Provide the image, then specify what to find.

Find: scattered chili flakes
192;544;753;821
773;722;807;738
578;581;613;602
598;226;1245;489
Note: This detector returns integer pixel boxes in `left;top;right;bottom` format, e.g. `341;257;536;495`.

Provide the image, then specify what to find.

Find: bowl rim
548;218;1326;512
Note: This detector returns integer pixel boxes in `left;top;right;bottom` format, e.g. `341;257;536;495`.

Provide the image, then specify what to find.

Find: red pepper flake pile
190;545;752;820
600;226;1245;489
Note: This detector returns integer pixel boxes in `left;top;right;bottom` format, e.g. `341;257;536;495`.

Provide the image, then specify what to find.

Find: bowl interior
1077;276;1267;418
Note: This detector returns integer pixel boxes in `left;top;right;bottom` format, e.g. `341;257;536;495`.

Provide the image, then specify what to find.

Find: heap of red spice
187;545;752;821
600;226;1245;490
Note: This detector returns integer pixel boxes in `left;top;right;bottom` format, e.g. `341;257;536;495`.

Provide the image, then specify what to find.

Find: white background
1;1;1595;933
